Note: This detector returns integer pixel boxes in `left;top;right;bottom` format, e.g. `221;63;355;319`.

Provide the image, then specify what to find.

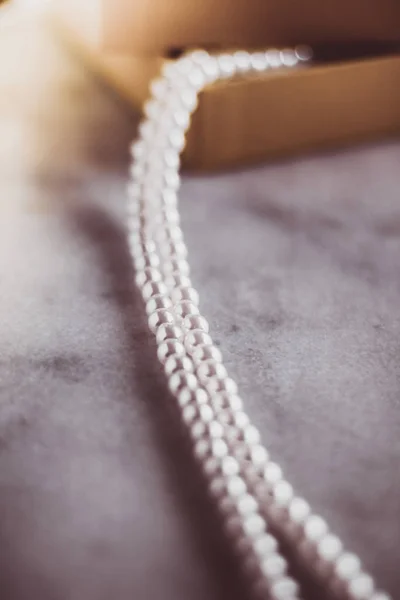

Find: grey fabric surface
0;20;399;600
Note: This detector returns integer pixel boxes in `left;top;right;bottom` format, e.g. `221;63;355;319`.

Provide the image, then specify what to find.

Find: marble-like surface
0;18;399;600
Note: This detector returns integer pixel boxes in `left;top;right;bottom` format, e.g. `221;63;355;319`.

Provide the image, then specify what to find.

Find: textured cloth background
0;20;399;600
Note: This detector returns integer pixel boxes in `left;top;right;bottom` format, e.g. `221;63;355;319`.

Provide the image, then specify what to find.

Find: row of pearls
127;47;391;600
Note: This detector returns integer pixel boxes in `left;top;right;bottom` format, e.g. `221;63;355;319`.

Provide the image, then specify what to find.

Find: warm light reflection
0;0;50;30
8;0;50;9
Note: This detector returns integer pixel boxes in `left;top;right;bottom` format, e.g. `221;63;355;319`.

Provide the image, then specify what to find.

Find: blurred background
0;2;399;600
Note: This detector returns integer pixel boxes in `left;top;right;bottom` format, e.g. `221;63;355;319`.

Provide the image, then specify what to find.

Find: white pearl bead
249;444;269;466
174;300;199;318
135;267;162;288
288;497;311;525
164;354;194;376
243;426;261;445
142;281;168;301
144;98;162;119
171;108;190;130
348;573;375;599
270;577;300;599
228;429;243;447
221;456;240;477
196;389;211;406
162;61;178;79
233;51;252;72
177;387;208;407
168;127;185;151
160;239;188;258
160;207;181;227
136;253;160;272
209;476;225;499
231;396;245;411
272;481;294;507
130;140;145;160
203;456;219;477
148;308;175;333
263;462;283;485
280;49;298;67
163;149;180;170
162;188;178;206
335;552;361;580
146;152;164;173
218;496;236;516
187;67;206;89
155;323;183;343
162;258;190;277
227;476;247;498
190;420;206;440
189;50;210;64
139;120;156;140
317;534;343;561
217;54;236;78
171;74;193;92
157;339;186;363
185;329;212;350
126;200;145;221
233;411;250;429
182;404;197;425
194;438;210;460
211;438;229;459
208;420;224;438
145;294;172;316
224;515;243;537
168;370;198;394
158;226;184;246
165;273;192;289
197;360;227;382
129;217;153;236
164;169;181;191
192;344;222;363
177;389;194;406
183;314;210;333
198;404;214;423
250;52;269;72
127;181;142;201
171;286;199;305
266;49;282;68
175;56;195;76
242;514;266;538
178;88;198;112
130;239;157;260
237;494;258;516
215;409;234;426
199;56;219;82
207;376;238;395
211;393;243;412
130;161;146;180
303;515;329;543
208;395;226;413
253;533;278;557
260;554;286;579
295;45;313;62
150;77;168;98
159;208;180;226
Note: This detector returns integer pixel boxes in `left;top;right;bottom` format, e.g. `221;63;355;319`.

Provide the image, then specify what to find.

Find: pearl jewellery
127;48;391;600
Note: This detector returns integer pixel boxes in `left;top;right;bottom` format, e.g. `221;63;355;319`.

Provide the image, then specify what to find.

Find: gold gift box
50;0;400;170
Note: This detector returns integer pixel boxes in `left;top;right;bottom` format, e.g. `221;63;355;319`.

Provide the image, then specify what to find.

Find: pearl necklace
127;48;390;600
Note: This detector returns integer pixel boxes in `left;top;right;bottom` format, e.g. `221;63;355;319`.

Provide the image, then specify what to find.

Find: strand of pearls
127;48;391;600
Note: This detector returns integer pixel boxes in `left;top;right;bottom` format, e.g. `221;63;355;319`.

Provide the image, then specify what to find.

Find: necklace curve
127;47;390;600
